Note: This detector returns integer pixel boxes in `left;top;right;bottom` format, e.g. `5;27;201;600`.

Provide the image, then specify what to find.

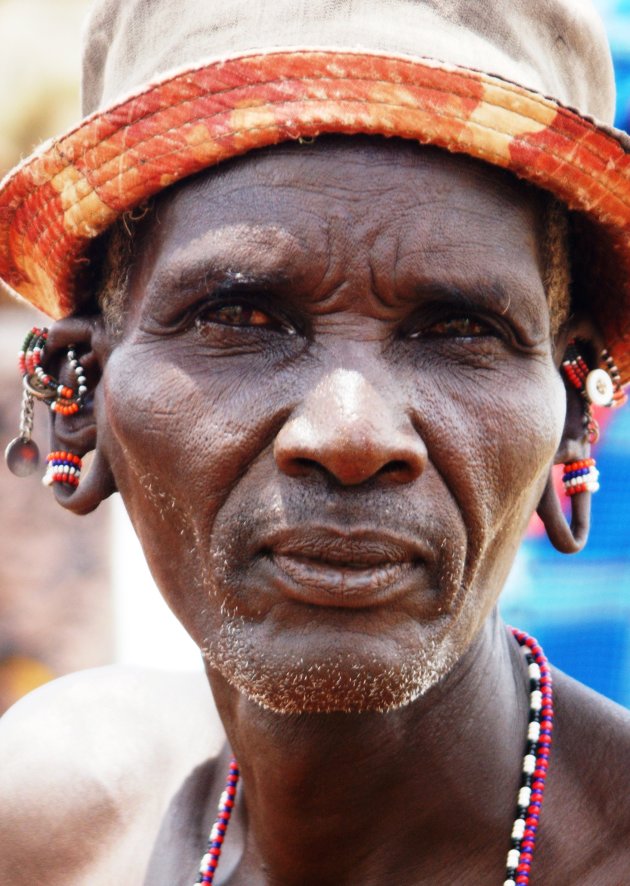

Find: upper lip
260;526;430;567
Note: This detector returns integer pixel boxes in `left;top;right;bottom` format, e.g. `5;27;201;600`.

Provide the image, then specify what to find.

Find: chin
200;615;460;714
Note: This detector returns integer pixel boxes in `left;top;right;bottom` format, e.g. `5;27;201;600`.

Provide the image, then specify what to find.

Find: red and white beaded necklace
194;628;554;886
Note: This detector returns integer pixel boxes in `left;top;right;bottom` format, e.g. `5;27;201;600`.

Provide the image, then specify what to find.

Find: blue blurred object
501;0;630;708
594;0;630;127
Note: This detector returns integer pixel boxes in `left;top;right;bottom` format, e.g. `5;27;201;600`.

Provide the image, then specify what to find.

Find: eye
410;315;497;339
194;301;295;333
196;303;272;328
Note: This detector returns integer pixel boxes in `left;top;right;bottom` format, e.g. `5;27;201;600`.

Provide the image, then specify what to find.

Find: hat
0;0;629;381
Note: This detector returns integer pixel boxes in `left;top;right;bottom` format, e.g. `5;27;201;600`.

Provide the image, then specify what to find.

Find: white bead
512;818;526;840
518;786;532;808
585;368;614;407
504;880;517;886
530;690;542;711
523;754;536;775
199;852;211;871
527;721;540;743
528;663;541;681
507;848;521;869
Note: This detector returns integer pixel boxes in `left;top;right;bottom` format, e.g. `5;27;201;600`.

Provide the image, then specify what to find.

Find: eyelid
192;291;298;335
406;311;500;340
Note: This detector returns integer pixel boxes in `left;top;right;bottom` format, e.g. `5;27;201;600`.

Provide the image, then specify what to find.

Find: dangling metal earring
4;381;39;477
4;327;87;478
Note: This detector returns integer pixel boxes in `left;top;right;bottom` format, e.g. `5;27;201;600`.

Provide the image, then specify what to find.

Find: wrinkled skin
2;139;629;886
101;139;564;716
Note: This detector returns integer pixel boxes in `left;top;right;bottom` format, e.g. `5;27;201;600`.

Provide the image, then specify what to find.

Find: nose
274;369;426;486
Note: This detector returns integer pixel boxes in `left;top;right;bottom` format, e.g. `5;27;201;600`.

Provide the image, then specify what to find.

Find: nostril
281;455;422;485
283;456;321;478
296;457;319;471
379;459;422;484
380;460;409;475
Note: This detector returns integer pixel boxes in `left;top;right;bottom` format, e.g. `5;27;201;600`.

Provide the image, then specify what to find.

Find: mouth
260;527;430;608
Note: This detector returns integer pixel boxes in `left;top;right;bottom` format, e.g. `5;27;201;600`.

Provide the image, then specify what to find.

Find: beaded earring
562;340;626;444
561;340;626;498
42;451;83;489
562;458;599;497
4;327;87;480
601;348;627;409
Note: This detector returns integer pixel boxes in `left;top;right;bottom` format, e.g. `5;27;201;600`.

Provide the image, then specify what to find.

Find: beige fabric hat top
0;0;629;380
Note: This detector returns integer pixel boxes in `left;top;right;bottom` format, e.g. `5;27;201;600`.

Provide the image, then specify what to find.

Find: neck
206;614;530;885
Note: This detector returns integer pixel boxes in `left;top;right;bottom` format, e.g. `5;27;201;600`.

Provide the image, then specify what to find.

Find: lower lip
268;553;418;607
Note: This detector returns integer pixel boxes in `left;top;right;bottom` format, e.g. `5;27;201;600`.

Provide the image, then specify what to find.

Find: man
0;2;629;884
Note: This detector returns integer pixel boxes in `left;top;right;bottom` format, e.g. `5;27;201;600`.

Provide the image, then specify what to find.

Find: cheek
484;364;565;508
100;341;285;621
414;356;565;546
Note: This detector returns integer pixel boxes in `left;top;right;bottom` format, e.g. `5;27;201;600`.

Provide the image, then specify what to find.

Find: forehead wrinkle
381;222;546;327
366;192;542;304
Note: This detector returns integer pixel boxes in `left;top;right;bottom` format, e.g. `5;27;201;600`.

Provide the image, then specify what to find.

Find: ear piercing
561;340;626;446
562;340;625;409
18;328;87;413
4;327;87;479
560;341;627;499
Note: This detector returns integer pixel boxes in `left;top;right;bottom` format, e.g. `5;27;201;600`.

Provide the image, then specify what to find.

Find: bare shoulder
553;667;630;779
545;669;630;881
0;666;224;886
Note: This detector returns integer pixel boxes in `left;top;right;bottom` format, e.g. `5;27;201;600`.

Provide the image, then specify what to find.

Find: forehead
130;136;546;317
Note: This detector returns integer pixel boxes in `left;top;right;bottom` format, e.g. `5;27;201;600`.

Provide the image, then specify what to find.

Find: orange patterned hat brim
0;50;629;381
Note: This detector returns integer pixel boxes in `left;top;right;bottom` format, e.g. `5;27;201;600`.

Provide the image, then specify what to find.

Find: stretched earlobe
536;474;590;554
5;318;117;514
47;320;117;515
537;330;617;554
49;448;116;515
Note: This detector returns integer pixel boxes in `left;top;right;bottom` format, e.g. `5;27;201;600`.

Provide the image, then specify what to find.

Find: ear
44;316;117;516
536;318;603;554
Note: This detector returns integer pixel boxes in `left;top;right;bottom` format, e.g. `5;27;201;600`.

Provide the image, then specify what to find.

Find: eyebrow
148;261;291;301
410;278;542;329
414;280;513;311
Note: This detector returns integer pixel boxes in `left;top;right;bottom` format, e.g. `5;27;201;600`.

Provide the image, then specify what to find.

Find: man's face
99;138;565;713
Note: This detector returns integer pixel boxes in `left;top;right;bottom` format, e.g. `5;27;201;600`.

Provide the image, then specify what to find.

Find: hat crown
82;0;616;123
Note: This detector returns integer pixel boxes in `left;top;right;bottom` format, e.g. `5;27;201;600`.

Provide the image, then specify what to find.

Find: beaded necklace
195;628;553;886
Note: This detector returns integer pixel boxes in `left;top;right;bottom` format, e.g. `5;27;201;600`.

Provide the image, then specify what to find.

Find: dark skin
1;139;629;885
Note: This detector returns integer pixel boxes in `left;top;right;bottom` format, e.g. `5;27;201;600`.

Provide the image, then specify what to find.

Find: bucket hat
0;0;628;382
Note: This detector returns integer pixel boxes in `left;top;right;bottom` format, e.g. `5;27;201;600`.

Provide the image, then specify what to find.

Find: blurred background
0;0;628;714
